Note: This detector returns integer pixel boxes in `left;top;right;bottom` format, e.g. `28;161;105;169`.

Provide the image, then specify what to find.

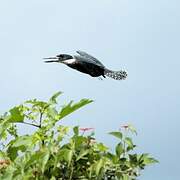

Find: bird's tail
104;69;127;80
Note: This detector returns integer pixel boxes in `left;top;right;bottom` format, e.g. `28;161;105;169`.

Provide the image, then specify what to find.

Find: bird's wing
76;50;105;67
74;55;103;68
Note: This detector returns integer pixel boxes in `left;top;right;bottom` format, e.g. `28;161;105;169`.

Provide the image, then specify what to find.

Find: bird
44;50;127;80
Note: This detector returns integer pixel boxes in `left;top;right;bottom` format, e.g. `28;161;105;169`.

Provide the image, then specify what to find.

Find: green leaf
7;135;33;160
138;153;158;165
0;166;15;180
145;157;159;164
9;106;24;123
106;152;119;164
25;150;50;173
73;126;79;136
7;146;26;161
50;177;56;180
41;151;50;172
7;124;18;138
58;99;93;121
9;135;33;148
109;131;123;139
0;120;10;141
129;154;138;164
76;149;89;161
49;91;62;104
47;107;58;119
128;124;137;135
115;143;124;157
57;125;70;135
96;143;108;152
95;159;104;175
26;99;48;108
73;136;86;149
125;137;134;149
60;148;73;166
122;174;129;180
0;151;8;161
66;149;73;167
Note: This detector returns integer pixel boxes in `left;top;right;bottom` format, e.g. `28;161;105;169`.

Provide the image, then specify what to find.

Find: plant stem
123;139;126;157
39;112;43;128
123;129;127;157
69;163;74;180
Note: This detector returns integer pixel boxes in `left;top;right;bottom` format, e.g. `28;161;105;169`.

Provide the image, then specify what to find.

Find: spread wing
76;50;105;67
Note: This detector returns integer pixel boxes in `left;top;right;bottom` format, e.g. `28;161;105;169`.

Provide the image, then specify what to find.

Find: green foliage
0;92;158;180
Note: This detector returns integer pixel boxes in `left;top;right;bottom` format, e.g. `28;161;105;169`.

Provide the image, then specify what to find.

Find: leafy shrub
0;92;157;180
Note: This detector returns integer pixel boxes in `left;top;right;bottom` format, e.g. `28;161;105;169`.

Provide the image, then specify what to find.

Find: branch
39;112;43;128
17;121;40;128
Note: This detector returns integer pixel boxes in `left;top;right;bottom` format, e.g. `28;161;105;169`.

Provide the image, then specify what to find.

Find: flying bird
44;50;127;80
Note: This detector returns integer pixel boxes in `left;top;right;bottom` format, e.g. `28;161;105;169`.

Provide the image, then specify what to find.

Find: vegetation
0;92;157;180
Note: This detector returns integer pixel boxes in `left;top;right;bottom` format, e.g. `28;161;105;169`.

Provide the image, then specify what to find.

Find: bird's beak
43;56;59;63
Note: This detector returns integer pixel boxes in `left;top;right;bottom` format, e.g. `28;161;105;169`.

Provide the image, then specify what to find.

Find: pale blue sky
0;1;180;179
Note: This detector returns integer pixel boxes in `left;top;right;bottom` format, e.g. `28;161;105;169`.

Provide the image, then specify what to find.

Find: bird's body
44;50;127;80
67;55;106;77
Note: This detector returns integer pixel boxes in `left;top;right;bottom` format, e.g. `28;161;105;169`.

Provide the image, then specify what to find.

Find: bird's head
44;54;73;63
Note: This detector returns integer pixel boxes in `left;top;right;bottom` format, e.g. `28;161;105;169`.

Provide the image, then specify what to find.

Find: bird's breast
63;58;76;64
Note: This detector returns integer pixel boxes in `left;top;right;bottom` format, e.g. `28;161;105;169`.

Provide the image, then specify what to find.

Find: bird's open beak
43;56;59;63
